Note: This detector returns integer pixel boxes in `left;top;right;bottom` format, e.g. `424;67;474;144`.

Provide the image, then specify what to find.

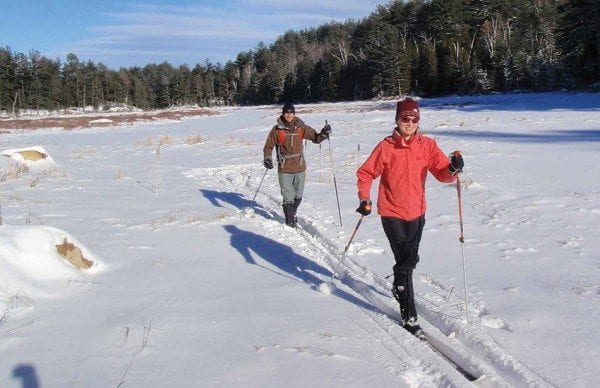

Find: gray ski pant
278;171;305;204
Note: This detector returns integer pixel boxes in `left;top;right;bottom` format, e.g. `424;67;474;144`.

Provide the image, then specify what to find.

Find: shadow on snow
223;224;378;313
371;92;600;114
13;364;40;388
430;128;600;143
199;189;272;219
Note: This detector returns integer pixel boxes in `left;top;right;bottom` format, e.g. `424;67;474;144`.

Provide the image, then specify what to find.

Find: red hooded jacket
357;129;456;221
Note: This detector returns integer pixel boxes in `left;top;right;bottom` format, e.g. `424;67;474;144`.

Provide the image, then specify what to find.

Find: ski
403;324;426;341
393;313;427;341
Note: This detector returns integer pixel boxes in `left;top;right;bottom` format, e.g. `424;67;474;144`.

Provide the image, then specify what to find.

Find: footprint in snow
571;285;600;296
255;344;356;361
480;315;511;331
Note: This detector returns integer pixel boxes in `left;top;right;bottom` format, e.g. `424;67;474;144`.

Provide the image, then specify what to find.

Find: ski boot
403;317;425;340
283;204;296;228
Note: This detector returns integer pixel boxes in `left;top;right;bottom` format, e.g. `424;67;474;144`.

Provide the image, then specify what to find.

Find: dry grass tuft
29;167;66;187
56;238;94;269
224;135;255;146
0;163;30;182
158;135;173;146
185;134;209;145
114;170;126;180
136;134;175;148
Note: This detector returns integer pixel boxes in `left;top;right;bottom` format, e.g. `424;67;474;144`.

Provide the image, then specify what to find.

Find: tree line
1;0;598;114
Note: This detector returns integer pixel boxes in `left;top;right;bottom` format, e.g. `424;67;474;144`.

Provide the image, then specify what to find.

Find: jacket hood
277;116;304;129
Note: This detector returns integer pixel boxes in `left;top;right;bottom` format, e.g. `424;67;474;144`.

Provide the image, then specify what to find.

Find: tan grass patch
56;238;94;269
17;150;48;161
0;108;218;131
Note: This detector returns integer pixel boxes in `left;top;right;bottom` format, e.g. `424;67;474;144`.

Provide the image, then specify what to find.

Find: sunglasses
400;116;419;124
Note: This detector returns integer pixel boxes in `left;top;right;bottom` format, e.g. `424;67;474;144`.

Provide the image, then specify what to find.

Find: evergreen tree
558;0;600;86
129;67;151;109
113;69;131;106
0;47;16;112
171;64;193;106
232;51;255;104
31;52;62;110
414;36;440;96
62;53;82;108
364;23;413;96
12;52;31;113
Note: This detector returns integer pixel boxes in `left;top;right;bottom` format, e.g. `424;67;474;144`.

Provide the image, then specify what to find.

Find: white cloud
65;1;387;68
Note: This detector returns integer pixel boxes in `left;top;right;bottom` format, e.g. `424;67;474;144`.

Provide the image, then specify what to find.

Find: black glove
449;151;464;174
263;159;273;169
356;200;372;216
316;133;329;143
317;122;331;141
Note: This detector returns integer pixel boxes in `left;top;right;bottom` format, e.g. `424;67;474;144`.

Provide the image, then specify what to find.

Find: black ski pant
381;215;425;321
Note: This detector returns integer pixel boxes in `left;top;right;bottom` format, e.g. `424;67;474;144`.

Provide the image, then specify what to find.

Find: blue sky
2;0;387;69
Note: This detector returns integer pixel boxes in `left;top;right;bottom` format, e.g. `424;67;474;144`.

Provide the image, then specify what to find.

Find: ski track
194;164;554;387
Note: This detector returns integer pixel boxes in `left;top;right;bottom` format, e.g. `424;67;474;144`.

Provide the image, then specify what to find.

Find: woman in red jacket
356;98;464;336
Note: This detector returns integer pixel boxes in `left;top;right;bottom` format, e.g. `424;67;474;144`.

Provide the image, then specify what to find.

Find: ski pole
456;173;469;323
319;143;322;182
456;172;465;244
326;122;342;227
343;215;364;253
252;168;268;202
332;170;342;227
326;215;364;287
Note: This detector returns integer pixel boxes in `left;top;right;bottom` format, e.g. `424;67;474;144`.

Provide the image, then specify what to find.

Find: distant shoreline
0;108;218;132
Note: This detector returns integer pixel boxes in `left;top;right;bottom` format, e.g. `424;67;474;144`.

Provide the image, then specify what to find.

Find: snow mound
480;315;510;330
2;146;55;167
318;281;336;294
0;225;104;296
242;207;255;218
89;118;113;125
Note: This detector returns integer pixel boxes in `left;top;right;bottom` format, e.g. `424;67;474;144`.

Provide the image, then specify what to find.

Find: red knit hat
396;98;420;119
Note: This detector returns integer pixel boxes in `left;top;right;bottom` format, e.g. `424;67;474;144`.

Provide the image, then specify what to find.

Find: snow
88;119;114;125
1;92;599;387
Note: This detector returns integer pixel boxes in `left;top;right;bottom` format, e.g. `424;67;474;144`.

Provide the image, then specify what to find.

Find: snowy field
0;92;599;387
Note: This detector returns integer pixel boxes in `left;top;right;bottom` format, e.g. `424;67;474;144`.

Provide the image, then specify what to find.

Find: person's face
283;112;295;122
396;115;419;137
